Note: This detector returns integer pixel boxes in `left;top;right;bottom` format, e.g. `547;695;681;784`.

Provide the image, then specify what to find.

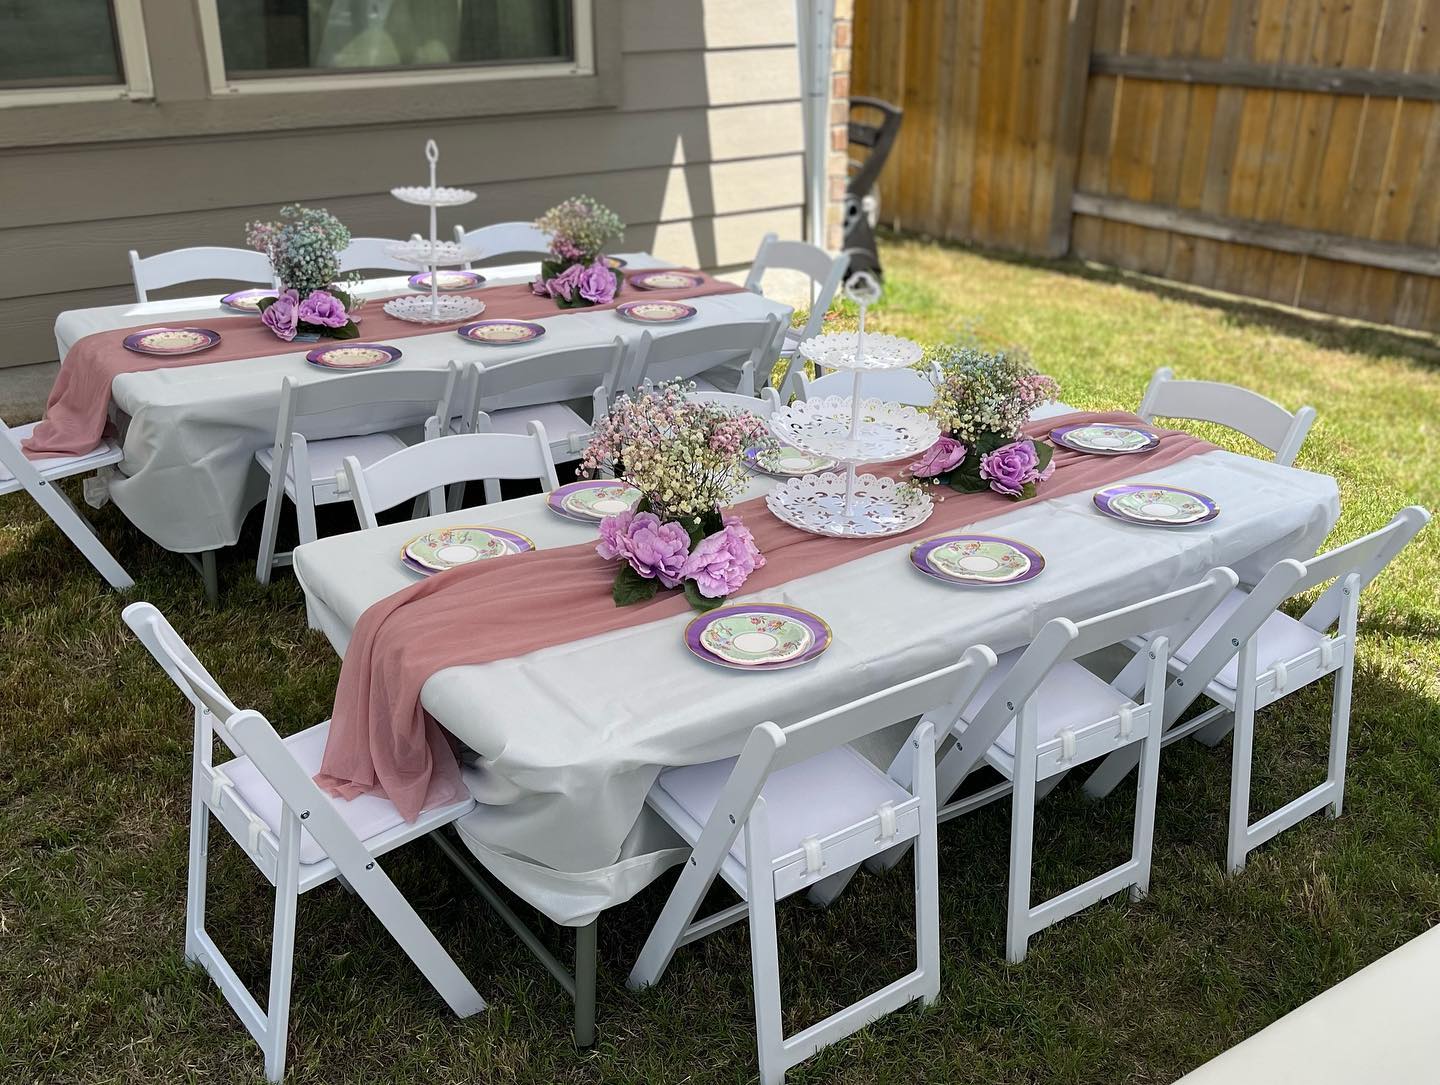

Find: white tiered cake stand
384;139;484;325
765;274;938;538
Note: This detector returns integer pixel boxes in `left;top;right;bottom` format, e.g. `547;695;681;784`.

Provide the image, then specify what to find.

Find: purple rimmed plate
456;319;547;346
546;479;642;522
684;603;832;671
122;327;222;356
628;269;703;291
615;300;698;325
408;269;485;292
220;288;274;313
605;256;627;269
401;525;535;575
1093;484;1219;527
305;343;402;370
910;534;1045;587
743;444;838;477
1051;423;1160;456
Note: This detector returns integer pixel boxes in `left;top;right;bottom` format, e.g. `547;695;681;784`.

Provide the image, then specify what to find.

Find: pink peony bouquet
531;196;624;308
582;380;773;611
256;287;360;342
909;343;1060;500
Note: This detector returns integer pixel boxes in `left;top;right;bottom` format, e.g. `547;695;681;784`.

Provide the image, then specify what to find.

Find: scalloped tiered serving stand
765;277;937;538
383;140;484;325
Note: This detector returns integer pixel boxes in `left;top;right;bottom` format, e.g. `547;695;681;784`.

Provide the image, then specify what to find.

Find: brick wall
826;0;853;252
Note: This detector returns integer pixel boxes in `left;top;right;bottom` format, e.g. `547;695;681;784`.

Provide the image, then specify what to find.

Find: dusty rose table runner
23;273;744;459
317;410;1219;820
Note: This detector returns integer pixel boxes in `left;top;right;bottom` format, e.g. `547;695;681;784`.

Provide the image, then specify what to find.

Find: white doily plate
797;331;923;371
383;295;485;324
766;472;935;538
390;184;477;208
769;396;940;464
384;239;474;268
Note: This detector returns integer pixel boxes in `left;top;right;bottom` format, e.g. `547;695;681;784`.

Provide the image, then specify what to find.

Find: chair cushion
1172;588;1328;690
255;432;405;488
656;745;912;867
220;721;412;865
0;423;122;495
486;402;591;458
962;649;1138;757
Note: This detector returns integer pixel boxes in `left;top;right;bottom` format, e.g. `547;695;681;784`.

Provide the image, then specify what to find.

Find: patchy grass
2;234;1437;1084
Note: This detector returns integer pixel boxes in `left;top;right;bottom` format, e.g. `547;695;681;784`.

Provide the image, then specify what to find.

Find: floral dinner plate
456;319;546;345
305;343;402;370
615;300;698;325
220;289;273;313
408;270;485;292
547;480;643;522
910;534;1045;586
1093;484;1219;527
628;269;704;291
685;604;832;671
1050;423;1160;455
744;444;838;477
401;525;534;574
122;327;222;355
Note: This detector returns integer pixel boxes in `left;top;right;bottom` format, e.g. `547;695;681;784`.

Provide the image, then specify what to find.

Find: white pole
426;139;440;321
799;0;836;249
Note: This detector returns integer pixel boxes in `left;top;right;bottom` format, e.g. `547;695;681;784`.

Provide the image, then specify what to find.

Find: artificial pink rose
547;262;586;302
577;257;617;304
296;289;350;329
909;435;967;478
597;510;690;587
682;520;765;599
978;439;1054;498
260;289;299;341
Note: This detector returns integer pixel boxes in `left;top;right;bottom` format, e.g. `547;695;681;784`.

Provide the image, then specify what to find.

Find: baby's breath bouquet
910;344;1061;501
245;205;361;341
581;381;773;611
531;196;624;309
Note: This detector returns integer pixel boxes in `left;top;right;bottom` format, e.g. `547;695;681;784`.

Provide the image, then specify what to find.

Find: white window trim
196;0;593;97
0;0;152;109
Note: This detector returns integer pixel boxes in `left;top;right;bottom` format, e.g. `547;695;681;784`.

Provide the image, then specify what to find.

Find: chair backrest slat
128;246;275;303
278;365;459;442
454;222;553;266
743;233;849;346
686;387;782;416
798;367;935;406
336;237;417;274
471;338;628;404
1139;367;1316;466
623;315;780;391
123;602;241;745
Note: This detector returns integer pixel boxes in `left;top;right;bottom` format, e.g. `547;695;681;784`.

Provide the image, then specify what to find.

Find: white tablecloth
293;422;1340;925
51;256;789;553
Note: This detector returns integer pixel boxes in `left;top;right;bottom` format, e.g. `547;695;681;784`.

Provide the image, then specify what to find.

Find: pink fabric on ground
317;411;1219;820
22;273;746;459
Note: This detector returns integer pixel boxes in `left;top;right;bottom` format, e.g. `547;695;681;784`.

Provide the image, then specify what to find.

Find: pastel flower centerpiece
581;380;773;611
246;204;361;340
909;344;1061;501
530;196;624;309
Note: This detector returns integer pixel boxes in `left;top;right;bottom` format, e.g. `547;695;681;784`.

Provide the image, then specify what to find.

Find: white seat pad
657;745;912;867
486;402;590;457
963;649;1138;757
220;721;412;865
1173;588;1328;690
256;432;405;487
1;422;122;493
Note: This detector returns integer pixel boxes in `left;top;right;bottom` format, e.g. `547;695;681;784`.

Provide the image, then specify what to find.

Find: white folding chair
341;427;559;529
900;569;1239;962
686;386;783;416
622;314;781;398
336;237;419;275
450;338;629;478
795;365;936;406
129;246;276;304
453;221;552;272
254;365;458;584
1139;367;1317;467
0;416;132;589
1084;507;1431;873
744;232;849;393
629;646;996;1085
122;602;484;1082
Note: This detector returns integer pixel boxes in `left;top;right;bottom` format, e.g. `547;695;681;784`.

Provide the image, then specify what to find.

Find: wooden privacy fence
853;0;1440;332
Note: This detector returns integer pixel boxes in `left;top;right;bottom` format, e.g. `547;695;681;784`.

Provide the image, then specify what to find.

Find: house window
0;0;153;103
216;0;574;80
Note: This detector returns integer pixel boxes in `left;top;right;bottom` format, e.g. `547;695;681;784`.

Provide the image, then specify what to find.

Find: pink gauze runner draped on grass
316;410;1219;821
21;273;746;459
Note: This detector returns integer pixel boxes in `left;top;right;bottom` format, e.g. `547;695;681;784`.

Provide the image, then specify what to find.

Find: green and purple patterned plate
401;525;534;574
1094;484;1219;527
911;534;1045;586
685;604;832;670
546;480;643;522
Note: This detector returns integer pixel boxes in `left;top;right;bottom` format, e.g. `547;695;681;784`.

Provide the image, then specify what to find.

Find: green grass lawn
2;234;1437;1084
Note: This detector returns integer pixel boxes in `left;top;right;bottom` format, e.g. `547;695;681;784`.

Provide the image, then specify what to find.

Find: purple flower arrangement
246;204;360;340
256;287;360;342
531;196;624;309
582;380;773;611
909;344;1061;501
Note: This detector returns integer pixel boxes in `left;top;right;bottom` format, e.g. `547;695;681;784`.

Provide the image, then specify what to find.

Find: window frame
0;0;153;108
195;0;594;98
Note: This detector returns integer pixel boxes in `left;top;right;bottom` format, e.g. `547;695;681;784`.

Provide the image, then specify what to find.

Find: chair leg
31;476;134;589
263;843;301;1083
744;811;786;1085
1005;768;1037;965
1226;681;1258;874
254;471;287;586
913;724;941;1004
185;786;210;964
1129;716;1163;901
1326;658;1355;819
296;486;319;546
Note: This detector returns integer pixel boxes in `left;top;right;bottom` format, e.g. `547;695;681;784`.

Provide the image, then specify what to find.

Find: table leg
182;550;220;606
573;919;598;1048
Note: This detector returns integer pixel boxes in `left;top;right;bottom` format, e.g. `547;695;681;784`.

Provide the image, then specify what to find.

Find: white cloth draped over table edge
50;256;789;554
293;413;1341;926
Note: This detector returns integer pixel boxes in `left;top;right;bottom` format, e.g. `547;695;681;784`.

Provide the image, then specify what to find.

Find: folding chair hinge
1117;705;1134;740
1271;660;1289;693
1320;639;1337;670
1058;728;1077;764
801;835;824;875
